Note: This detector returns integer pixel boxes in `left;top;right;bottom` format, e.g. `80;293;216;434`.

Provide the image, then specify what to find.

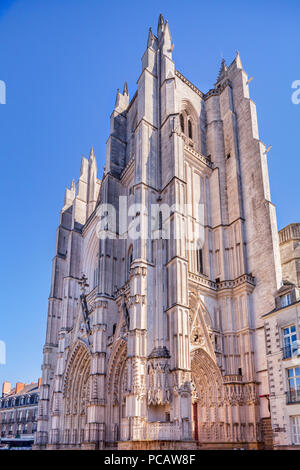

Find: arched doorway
106;340;128;443
63;343;91;448
191;348;225;444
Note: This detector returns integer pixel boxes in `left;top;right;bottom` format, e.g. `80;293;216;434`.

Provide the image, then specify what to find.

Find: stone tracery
58;343;91;446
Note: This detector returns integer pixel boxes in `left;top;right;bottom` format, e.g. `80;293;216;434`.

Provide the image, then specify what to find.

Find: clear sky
0;0;299;388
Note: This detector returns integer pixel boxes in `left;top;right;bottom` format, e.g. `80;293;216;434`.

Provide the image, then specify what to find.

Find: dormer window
281;293;292;307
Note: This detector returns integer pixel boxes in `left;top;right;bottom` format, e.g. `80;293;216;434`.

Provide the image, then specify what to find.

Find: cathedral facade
35;15;283;450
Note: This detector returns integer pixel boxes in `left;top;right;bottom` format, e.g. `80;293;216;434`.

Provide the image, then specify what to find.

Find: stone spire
115;88;121;108
235;50;243;69
147;27;156;49
64;179;76;208
216;59;227;83
89;146;95;161
155;14;173;59
114;84;129;112
157;13;164;36
163;20;171;45
87;147;98;218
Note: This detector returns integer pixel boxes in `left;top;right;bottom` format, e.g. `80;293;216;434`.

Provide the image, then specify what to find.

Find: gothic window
188;119;193;139
130;114;137;159
196;248;203;274
180;113;185;133
92;253;99;289
93;265;99;289
281;293;291;307
159;211;163;230
130;132;135;158
179;109;197;151
151;239;154;263
127;245;133;278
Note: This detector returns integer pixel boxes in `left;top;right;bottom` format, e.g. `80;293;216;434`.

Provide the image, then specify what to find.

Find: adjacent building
0;379;41;449
263;223;300;449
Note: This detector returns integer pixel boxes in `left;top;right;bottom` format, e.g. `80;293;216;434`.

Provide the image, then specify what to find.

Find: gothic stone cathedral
35;15;283;450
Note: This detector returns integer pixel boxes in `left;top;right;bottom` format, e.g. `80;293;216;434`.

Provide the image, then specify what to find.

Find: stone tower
35;15;282;450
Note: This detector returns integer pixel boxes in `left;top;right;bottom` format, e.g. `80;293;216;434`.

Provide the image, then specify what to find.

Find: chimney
38;377;42;388
15;382;25;394
2;381;11;397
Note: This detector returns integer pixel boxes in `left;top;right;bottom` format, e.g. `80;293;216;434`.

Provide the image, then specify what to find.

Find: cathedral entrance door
191;347;224;445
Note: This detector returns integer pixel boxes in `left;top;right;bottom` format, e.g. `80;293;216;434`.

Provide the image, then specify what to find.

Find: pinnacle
147;27;155;48
235;50;243;69
216;58;227;83
157;13;165;35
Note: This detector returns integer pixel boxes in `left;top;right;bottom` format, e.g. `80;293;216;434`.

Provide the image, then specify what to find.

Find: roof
262;299;300;318
2;382;39;399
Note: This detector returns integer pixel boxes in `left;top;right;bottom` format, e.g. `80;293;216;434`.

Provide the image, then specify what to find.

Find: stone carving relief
147;358;171;406
188;290;215;360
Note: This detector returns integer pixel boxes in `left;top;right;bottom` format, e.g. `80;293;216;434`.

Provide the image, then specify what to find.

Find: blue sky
0;0;299;387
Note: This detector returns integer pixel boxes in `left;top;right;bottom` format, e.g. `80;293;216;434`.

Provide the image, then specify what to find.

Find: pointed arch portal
191;347;225;444
62;343;91;447
106;340;128;443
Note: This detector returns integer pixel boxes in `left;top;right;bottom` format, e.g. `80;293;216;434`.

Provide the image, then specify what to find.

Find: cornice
184;144;213;170
175;70;204;98
188;272;256;294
